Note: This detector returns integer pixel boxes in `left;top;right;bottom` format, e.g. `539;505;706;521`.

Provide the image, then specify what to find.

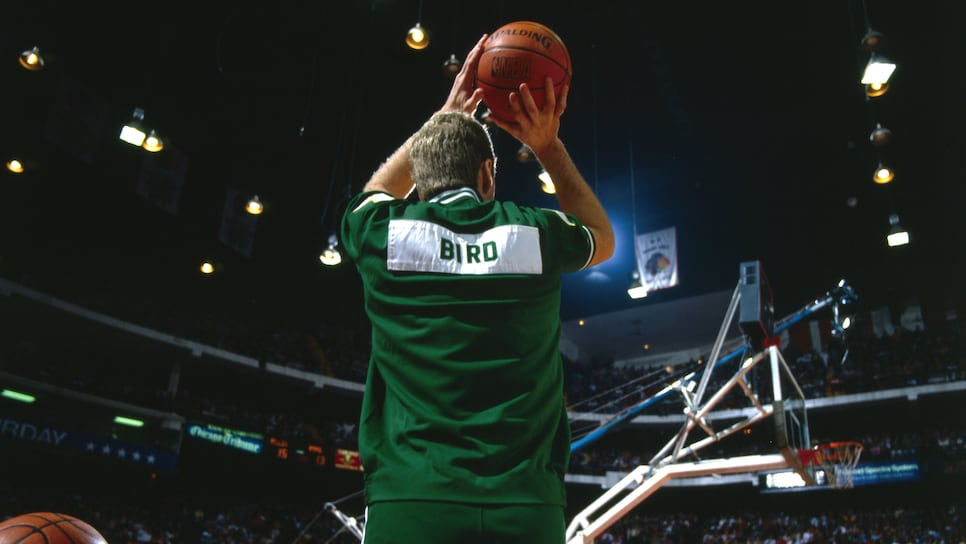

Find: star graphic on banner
117;448;127;458
86;442;95;451
132;451;142;461
147;454;156;464
102;444;111;455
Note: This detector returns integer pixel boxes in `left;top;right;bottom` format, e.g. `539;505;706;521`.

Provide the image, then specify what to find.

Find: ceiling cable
299;15;327;137
215;1;236;74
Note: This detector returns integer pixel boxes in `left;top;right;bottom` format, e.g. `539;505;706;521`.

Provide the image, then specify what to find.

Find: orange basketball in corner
0;512;108;544
475;21;572;124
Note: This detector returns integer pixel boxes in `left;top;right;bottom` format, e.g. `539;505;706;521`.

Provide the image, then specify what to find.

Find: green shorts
363;500;565;544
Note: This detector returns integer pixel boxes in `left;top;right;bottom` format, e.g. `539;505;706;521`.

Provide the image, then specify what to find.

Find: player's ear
477;158;495;200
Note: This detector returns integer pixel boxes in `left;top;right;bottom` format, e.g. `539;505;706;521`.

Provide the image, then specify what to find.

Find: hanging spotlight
442;53;461;78
5;159;25;174
861;53;896;86
886;213;909;247
406;0;430;50
865;82;889;98
18;46;45;71
245;195;264;215
516;144;535;163
142;129;164;152
628;283;648;299
859;29;884;52
538;169;555;194
119;108;147;146
869;123;892;147
477;107;498;129
406;23;430;50
319;234;342;266
200;261;216;274
873;162;895;184
627;271;648;299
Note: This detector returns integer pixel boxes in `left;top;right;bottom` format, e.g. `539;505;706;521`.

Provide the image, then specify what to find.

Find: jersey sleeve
531;208;596;272
340;190;398;262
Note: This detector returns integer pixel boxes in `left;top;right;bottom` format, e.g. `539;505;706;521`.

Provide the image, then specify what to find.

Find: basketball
0;513;107;544
475;21;572;123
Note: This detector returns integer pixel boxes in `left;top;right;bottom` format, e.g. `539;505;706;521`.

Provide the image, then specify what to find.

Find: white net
812;441;864;488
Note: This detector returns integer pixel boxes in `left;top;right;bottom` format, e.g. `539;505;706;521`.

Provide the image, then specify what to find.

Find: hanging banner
635;227;679;293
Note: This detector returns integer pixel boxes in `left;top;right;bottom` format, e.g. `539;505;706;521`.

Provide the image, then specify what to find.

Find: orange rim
800;441;863;465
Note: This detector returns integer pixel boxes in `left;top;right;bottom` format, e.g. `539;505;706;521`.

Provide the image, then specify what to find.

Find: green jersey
340;187;596;507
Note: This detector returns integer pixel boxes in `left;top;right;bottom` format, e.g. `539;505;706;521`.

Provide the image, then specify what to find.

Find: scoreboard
266;436;327;468
182;421;360;472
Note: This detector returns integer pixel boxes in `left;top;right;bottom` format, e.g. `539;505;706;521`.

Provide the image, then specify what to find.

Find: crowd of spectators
591;504;965;543
3;270;963;413
3;484;964;544
568;427;966;476
3;276;965;511
3;288;963;464
564;322;963;416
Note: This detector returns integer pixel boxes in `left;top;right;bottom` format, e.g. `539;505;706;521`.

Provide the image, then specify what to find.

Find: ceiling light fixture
627;281;648;300
5;159;25;174
859;29;884;52
865;82;889;98
319;234;342;266
245;195;264;215
886;213;909;247
119;108;147;146
861;53;896;86
873;162;895;184
516;144;535;163
200;261;216;274
869;123;892;147
406;23;429;50
478;107;498;128
19;46;45;71
142;129;164;152
538;169;555;194
627;271;648;299
405;1;429;51
442;53;460;77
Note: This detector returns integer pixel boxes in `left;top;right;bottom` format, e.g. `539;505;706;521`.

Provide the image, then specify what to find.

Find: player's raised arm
490;78;615;267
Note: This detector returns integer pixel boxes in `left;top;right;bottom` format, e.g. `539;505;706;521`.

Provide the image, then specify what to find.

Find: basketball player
339;34;614;543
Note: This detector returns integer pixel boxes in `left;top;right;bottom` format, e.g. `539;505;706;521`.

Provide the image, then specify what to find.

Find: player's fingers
543;77;556;112
506;91;526;121
462;35;488;77
518;83;540;118
556;83;570;117
466;88;485;111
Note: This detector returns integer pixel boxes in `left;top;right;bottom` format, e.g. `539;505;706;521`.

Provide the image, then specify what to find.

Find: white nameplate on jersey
387;219;543;275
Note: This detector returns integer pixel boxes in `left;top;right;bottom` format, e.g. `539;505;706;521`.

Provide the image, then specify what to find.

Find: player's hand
440;34;487;115
489;76;568;157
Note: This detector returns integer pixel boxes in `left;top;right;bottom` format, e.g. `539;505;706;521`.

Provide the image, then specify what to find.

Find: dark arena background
2;1;964;542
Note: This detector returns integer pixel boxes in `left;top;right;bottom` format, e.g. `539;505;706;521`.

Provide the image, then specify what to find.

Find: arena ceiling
1;1;962;361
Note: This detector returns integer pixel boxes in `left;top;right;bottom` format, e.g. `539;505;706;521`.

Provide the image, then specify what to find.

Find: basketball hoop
799;441;864;488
